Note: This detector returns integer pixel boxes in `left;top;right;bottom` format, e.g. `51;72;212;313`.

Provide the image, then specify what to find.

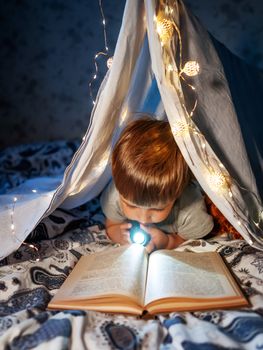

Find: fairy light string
7;0;262;260
154;0;263;239
88;0;112;105
10;192;40;262
7;0;112;261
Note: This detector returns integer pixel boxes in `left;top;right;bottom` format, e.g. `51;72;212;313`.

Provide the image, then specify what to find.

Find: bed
0;140;263;349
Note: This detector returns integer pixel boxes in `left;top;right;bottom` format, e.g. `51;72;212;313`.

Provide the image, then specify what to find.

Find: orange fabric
205;196;243;240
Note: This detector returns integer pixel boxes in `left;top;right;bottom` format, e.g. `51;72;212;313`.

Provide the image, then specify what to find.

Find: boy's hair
112;117;190;206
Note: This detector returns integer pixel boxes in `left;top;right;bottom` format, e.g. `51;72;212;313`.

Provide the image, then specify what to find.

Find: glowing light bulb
208;171;228;193
182;61;200;76
156;13;174;44
164;5;170;15
129;220;151;246
171;121;190;137
107;56;113;69
32;189;37;193
132;231;146;245
13;197;17;202
119;107;128;126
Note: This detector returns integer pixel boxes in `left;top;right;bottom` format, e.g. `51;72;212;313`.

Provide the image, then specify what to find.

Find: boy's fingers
122;230;130;237
145;240;156;254
122;231;131;243
120;223;132;230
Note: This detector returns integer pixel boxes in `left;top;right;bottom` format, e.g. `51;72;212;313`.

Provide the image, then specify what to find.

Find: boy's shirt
100;180;214;240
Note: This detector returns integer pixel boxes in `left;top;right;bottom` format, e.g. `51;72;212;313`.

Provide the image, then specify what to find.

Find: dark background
0;0;262;149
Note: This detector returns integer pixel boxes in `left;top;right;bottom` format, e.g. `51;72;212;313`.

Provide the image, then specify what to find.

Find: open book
48;245;248;315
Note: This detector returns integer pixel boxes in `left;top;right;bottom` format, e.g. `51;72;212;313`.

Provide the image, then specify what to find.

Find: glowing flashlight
129;220;151;246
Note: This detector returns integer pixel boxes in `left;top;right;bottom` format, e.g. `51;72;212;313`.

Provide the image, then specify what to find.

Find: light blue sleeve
100;181;126;222
176;181;214;240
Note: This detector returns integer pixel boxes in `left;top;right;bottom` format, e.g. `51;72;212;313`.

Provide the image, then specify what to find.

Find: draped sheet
0;0;262;259
1;139;263;350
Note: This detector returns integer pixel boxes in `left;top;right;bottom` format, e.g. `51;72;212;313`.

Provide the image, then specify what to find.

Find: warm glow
119;107;128;126
171;121;190;137
107;56;113;69
156;13;174;44
208;171;229;193
182;61;200;76
164;6;174;15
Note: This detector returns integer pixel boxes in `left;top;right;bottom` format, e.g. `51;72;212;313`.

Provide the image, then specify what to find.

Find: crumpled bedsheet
0;140;262;349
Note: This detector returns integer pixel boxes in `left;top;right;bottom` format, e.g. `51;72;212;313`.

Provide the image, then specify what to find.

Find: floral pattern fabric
0;141;262;349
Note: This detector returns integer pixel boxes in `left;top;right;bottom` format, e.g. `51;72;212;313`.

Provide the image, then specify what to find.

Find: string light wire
7;0;111;262
9;194;40;262
7;0;262;260
88;0;110;105
154;0;262;242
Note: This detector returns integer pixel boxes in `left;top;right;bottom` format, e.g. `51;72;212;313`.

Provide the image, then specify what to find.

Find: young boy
100;117;214;252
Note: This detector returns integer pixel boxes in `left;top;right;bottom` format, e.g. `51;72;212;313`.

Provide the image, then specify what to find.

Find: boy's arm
176;181;214;240
105;218;132;245
166;232;186;249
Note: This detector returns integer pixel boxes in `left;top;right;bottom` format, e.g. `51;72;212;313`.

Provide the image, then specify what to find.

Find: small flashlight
129;220;151;246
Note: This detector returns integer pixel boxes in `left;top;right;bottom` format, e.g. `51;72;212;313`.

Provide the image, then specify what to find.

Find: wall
0;0;262;149
185;0;263;67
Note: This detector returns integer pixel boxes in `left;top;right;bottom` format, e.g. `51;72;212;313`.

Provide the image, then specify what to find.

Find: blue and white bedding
0;141;263;349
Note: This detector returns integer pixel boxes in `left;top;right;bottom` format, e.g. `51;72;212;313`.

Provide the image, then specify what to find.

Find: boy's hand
106;220;132;245
140;224;186;253
140;224;169;253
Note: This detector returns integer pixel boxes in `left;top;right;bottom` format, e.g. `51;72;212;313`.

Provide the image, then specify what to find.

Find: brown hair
112;117;190;206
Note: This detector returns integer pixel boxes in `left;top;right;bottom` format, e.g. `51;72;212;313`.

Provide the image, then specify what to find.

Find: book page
145;251;240;305
53;244;148;305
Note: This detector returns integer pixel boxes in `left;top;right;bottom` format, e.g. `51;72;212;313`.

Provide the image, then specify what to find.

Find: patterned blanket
0;141;263;349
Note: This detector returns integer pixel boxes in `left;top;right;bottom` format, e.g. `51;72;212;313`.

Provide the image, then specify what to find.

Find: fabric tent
0;0;262;259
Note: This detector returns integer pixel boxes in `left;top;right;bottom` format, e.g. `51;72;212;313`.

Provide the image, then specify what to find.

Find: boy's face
119;195;174;225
